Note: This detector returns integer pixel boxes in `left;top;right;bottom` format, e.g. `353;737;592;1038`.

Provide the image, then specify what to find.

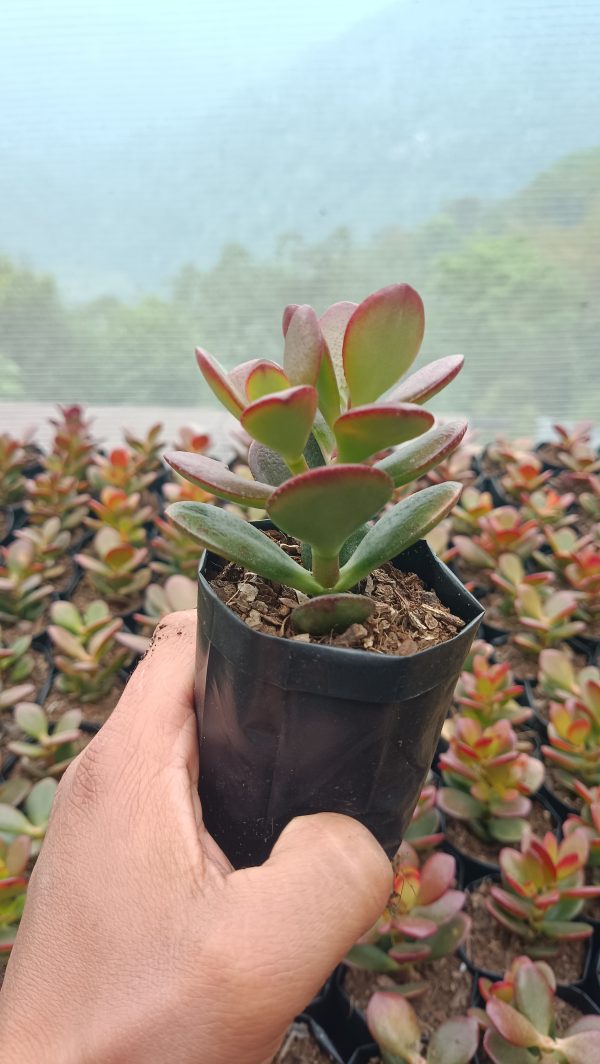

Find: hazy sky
2;0;396;143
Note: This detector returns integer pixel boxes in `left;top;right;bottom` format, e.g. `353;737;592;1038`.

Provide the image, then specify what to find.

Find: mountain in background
1;0;599;297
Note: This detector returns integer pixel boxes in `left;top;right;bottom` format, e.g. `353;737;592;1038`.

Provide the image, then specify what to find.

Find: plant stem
312;552;339;589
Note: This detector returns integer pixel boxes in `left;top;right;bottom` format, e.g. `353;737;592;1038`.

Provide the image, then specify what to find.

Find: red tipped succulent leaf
165;451;273;506
245;361;290;401
377;418;468;487
334;403;433;463
319;300;357;392
386;354;464;405
195;348;245;417
343;284;425;406
241;385;318;467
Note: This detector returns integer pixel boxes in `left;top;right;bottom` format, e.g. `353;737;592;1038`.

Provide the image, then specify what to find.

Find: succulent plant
453;507;541;576
24;469;90;529
453;652;531;726
422;440;476;488
512;587;585;656
172;425;212;454
489;552;554;620
522;487;576;528
75;528;151;604
0;433;28;507
580;474;600;525
403;779;445;852
162;476;215;505
450;487;493;535
164;285;468;635
0;539;54;623
552;421;594;455
347;843;470;984
563;782;600;868
48;599;129;702
0;777;57;855
7;702;83;777
475;954;600;1062
500;454;552;498
0;835;30;953
45;404;97;479
15;517;72;580
88;447;157;495
541;665;600;789
151;514;210;580
367;992;478;1064
486;828;600;947
0;632;36;710
536;527;593;577
437;718;544;844
124;421;166;474
116;574;197;655
86;487;155;545
561;540;600;621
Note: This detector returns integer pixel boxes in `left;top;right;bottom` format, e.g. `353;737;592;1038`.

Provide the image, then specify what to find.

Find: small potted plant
165;284;483;866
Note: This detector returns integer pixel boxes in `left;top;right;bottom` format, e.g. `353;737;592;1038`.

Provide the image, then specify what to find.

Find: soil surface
344;953;473;1038
444;798;554;867
71;578;144;618
273;1024;332;1063
210;536;465;655
465;880;588;984
491;640;542;680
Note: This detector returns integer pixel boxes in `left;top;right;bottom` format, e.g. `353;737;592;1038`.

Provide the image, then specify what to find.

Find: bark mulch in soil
344;953;472;1038
444;798;554;867
211;538;465;655
273;1024;333;1064
465;880;588;984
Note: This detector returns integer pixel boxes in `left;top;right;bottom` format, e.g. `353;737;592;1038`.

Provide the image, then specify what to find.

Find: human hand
0;610;391;1064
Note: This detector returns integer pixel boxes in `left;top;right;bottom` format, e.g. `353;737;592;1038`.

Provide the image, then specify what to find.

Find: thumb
229;813;392;1016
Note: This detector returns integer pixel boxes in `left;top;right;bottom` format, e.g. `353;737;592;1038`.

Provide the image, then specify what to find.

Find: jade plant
46;404;97;479
48;599;129;702
475;955;600;1062
522;487;576;528
453;651;531;726
164;285;468;635
117;574;197;655
541;665;600;789
0;539;53;624
452;507;541;577
563;783;600;868
538;649;588;702
172;425;211;454
500;454;552;498
124;421;166;474
88;447;157;495
512;587;585;655
6;702;83;777
486;828;600;949
0;777;57;855
437;718;544;844
150;515;202;580
489;553;554;621
15;517;72;581
0;835;30;953
0;433;28;508
0;633;36;709
76;528;151;604
366;992;478;1064
450;487;493;535
86;487;155;545
347;843;470;988
24;469;90;529
403;779;445;852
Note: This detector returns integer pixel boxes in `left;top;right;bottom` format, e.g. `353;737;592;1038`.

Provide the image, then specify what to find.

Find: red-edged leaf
334;403;433;463
267;464;393;559
386;355;464;405
316;344;341;426
245;361;290;401
164;451;273;505
376;417;468;486
514;957;554;1037
335;482;462;592
366;993;421;1057
343;284;425;405
486;999;545;1049
319;300;357;392
283;305;324;386
195;348;245;417
417;851;455;905
241;385;318;465
391;915;438;939
428;1015;479;1064
282;303;299;337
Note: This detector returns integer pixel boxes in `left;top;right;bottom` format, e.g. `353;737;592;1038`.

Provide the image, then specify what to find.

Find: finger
228;813;392;1010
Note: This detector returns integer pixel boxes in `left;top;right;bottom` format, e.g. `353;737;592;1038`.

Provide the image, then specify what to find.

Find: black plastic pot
194;534;483;868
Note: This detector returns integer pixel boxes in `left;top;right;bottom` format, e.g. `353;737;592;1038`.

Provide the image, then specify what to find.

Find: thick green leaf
346;944;401;973
428;1016;479;1064
426;913;471;961
316;345;341;426
483;1030;533;1064
366;993;421;1058
267;465;393;559
319;300;357;393
195;348;245;417
514;960;553;1038
486;1000;545;1050
334;403;433;463
245;361;290;400
283;305;324;386
343;284;425;405
247;442;291;486
376;419;468;486
0;804;33;835
489;817;528;843
282;303;299;336
49;600;83;633
166;503;323;595
303;433;327;468
291;594;374;635
14;702;48;740
241;385;318;465
0;777;31;807
436;788;484;821
386;355;464;405
25;778;57;827
335;482;462;592
164;451;273;505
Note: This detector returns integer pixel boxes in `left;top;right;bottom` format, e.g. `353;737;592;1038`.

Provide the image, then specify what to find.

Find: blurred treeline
1;147;598;436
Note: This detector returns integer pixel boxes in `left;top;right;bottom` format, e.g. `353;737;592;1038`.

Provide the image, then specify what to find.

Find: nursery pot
194;531;483;868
